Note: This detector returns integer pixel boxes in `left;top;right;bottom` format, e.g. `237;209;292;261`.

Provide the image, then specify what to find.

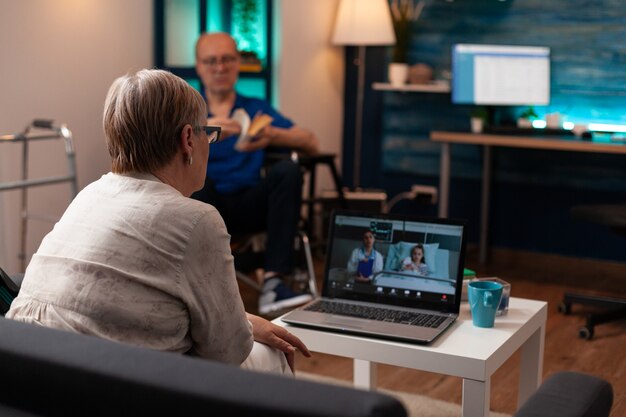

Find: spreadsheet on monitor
452;44;550;106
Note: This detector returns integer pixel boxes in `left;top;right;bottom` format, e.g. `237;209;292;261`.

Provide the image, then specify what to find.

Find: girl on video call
401;244;429;276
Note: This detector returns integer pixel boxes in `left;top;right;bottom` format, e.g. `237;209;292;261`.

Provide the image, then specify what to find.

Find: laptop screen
323;211;467;314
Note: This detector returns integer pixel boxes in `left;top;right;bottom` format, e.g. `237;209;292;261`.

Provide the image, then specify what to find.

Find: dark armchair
0;317;406;417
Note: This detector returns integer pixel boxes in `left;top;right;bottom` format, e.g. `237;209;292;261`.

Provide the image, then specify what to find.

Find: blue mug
468;281;503;328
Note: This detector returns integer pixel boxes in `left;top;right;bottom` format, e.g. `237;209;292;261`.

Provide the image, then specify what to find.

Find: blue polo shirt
206;94;293;193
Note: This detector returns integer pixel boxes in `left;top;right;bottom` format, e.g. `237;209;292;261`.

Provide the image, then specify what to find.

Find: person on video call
7;69;310;375
401;243;429;276
347;230;384;283
190;32;320;316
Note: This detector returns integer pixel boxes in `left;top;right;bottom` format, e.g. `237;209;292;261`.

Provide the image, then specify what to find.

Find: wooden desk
430;131;626;263
275;297;547;417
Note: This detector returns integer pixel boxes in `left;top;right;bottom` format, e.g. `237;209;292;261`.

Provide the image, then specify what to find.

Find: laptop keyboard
304;300;447;328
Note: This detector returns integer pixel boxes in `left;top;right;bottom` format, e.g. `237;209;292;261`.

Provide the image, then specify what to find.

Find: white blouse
7;172;253;365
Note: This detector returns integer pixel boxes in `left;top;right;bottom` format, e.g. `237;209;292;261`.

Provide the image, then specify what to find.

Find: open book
232;108;273;150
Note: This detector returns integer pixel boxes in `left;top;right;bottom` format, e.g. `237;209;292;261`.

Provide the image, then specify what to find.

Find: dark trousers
191;160;302;275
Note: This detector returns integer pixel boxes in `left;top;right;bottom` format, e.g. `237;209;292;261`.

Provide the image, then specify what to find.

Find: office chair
558;204;626;340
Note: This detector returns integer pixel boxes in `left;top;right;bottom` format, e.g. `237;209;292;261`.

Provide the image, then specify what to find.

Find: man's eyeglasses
199;125;221;144
201;54;238;68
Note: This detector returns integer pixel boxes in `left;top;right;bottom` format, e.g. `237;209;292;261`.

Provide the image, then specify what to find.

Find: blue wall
342;0;626;262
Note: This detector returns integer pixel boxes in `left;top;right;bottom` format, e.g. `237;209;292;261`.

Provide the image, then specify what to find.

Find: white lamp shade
332;0;396;46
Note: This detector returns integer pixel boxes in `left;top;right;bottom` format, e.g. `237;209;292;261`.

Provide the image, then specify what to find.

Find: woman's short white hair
103;69;207;173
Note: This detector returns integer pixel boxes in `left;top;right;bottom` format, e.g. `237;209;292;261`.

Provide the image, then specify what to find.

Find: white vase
388;63;409;87
470;117;484;133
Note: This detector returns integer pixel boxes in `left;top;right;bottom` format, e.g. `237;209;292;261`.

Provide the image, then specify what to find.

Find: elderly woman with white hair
7;69;309;374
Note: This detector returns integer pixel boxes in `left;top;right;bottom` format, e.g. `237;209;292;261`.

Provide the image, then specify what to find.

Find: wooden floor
238;246;626;417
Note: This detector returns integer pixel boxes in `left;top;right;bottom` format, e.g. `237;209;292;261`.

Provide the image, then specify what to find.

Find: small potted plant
517;106;538;128
388;0;425;86
470;106;489;133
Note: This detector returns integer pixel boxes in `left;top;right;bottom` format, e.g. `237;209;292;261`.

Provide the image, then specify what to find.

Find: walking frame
0;119;78;271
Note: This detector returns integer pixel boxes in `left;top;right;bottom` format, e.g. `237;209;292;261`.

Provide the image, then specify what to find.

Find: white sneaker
258;277;313;315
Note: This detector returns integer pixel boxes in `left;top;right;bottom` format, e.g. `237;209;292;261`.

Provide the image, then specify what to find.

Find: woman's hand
246;313;311;372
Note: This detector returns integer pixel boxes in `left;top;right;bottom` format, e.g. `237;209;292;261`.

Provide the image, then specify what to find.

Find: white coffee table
273;297;547;417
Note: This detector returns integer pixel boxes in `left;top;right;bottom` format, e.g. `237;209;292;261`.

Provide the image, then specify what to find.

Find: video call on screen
327;215;464;306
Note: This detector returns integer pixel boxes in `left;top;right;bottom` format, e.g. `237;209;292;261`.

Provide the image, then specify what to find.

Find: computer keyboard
484;126;574;136
304;300;446;328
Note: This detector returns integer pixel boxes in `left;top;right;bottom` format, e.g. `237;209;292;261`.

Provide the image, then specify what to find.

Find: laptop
281;210;467;344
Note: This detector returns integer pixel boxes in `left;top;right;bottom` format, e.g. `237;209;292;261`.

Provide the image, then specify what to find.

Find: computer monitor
451;44;550;106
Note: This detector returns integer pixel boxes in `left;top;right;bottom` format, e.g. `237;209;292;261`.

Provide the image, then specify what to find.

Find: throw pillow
423;243;439;273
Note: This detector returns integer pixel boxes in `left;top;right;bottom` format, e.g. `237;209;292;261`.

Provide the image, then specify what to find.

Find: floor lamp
332;0;395;188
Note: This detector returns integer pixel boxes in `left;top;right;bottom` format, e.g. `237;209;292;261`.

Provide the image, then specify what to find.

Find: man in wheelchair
191;32;320;315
